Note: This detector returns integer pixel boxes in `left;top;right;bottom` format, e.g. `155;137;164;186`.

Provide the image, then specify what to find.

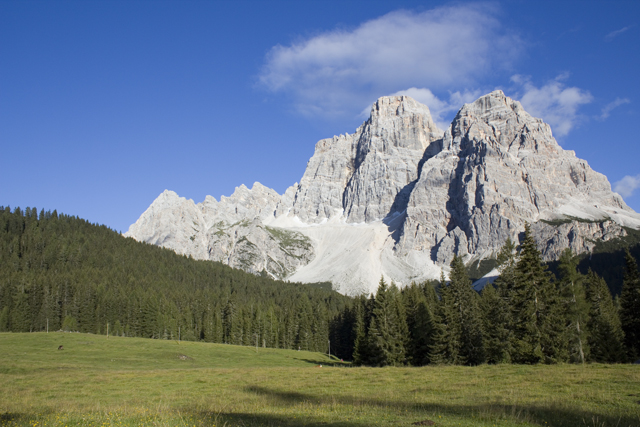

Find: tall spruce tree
480;283;512;364
557;248;590;364
351;295;369;365
494;237;518;298
481;238;518;364
585;270;626;363
402;282;435;366
429;272;459;364
366;277;408;366
511;223;566;364
451;256;485;365
430;257;485;365
619;250;640;361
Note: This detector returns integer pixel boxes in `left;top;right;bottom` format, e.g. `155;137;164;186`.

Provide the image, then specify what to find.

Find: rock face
396;90;636;263
283;96;443;223
126;92;640;295
126;184;314;279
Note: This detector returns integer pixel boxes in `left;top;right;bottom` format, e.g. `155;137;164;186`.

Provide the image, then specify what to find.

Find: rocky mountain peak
285;95;444;224
126;92;640;295
397;90;636;265
446;90;554;155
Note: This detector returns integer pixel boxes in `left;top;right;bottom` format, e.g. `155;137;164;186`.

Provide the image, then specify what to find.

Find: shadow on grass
0;413;24;423
231;385;640;427
199;412;361;427
298;358;348;367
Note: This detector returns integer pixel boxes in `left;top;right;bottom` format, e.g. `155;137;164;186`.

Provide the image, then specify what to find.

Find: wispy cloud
259;5;522;119
511;74;592;137
599;97;630;120
605;25;633;42
614;175;640;198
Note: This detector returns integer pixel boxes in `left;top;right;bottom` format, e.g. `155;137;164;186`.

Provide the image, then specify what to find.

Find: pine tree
429;271;457;364
403;282;435;366
295;296;313;351
480;283;512;363
352;295;370;365
223;299;241;344
557;248;590;363
366;277;408;366
451;256;485;365
585;270;626;363
510;223;566;364
619;250;640;361
430;258;485;365
494;237;518;297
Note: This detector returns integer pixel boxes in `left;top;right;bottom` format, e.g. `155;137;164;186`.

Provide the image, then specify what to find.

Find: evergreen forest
2;207;639;366
0;206;350;352
330;224;640;366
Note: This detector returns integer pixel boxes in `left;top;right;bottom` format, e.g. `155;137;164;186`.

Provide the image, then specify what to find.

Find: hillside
0;331;339;373
0;206;351;352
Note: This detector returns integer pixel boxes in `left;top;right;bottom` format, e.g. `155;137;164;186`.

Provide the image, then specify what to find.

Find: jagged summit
126;92;640;295
397;90;636;264
285;95;444;224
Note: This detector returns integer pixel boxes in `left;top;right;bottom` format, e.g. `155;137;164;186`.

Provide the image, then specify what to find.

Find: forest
0;206;350;352
1;206;639;366
331;225;640;365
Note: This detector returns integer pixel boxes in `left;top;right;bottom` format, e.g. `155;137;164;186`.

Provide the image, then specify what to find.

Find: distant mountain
126;91;640;295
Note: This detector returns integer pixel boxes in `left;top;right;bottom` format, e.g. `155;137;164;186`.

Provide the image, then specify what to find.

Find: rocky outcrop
286;96;443;223
125;184;314;280
530;219;628;261
396;90;636;264
126;92;640;295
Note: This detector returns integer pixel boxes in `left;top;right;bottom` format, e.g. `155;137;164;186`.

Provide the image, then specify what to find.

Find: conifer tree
557;248;590;363
403;282;435;366
352;295;370;365
620;250;640;360
295;296;313;351
223;299;241;344
451;255;485;365
480;283;512;363
430;257;485;365
429;271;456;364
494;237;518;297
366;277;408;366
585;270;626;363
510;223;566;364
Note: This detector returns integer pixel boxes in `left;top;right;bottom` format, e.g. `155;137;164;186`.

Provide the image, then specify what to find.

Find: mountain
126;91;640;295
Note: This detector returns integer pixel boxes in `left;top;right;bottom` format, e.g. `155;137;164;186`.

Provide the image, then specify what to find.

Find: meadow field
0;332;638;427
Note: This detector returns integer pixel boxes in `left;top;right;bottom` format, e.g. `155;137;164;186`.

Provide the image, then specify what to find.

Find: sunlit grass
1;332;639;426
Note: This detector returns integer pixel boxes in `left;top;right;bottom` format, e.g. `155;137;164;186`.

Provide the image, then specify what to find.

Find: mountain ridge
125;91;640;295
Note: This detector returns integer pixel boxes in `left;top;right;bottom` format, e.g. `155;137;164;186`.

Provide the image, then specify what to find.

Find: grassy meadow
0;332;639;427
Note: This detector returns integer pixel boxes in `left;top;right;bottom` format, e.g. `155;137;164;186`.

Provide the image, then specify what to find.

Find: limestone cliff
126;92;640;295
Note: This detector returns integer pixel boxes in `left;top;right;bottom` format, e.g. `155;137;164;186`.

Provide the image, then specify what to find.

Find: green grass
1;332;639;427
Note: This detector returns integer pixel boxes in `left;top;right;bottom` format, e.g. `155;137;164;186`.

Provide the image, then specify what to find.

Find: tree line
330;223;640;365
2;206;638;365
0;206;351;352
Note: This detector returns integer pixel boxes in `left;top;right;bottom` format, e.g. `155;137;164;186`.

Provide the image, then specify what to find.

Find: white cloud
385;87;482;130
259;5;522;119
605;26;632;42
599;97;630;120
511;74;592;137
614;175;640;198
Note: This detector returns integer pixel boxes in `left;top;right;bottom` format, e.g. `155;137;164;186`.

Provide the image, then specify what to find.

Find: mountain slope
126;92;640;295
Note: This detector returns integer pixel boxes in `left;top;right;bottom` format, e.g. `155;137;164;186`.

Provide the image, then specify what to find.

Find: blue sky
1;0;639;233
